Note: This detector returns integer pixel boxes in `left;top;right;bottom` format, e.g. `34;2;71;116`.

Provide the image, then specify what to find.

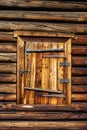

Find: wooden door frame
14;31;74;105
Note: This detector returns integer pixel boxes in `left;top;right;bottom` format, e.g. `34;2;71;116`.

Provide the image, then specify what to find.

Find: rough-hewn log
72;68;87;76
0;121;87;129
0;0;87;11
0;94;16;101
72;57;87;66
72;77;87;85
0;32;16;42
0;84;16;93
72;37;87;45
72;47;87;55
0;104;87;112
0;112;87;120
0;53;16;63
0;21;87;34
0;11;87;22
0;43;16;53
72;94;87;101
0;63;16;73
72;85;87;93
0;74;16;83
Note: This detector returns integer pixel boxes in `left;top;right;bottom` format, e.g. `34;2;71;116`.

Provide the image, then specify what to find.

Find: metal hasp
19;70;29;76
26;48;64;53
60;79;70;83
60;62;70;67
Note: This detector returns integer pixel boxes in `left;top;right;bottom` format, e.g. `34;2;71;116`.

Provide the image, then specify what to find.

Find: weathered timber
72;77;87;85
0;43;16;53
0;21;87;34
0;11;87;22
0;94;16;101
14;31;74;38
72;94;87;101
72;68;87;76
0;112;87;120
0;53;16;63
72;57;87;66
0;104;87;112
0;32;16;42
72;37;87;45
0;1;87;11
0;74;16;83
0;63;16;74
72;85;87;93
0;121;87;129
72;47;87;55
0;84;16;93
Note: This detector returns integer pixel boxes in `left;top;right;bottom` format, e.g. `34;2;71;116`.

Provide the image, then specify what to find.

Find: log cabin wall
0;0;87;129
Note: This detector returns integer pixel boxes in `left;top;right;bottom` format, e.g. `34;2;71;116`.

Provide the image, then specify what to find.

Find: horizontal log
0;53;16;62
0;11;87;22
0;112;87;120
0;43;16;53
72;37;87;45
72;77;87;85
72;47;87;55
0;121;87;129
72;94;87;101
0;84;16;93
72;68;87;76
72;85;87;93
0;63;16;73
0;1;87;11
72;57;87;66
0;32;16;42
0;21;87;34
0;104;87;112
0;94;16;101
0;74;16;83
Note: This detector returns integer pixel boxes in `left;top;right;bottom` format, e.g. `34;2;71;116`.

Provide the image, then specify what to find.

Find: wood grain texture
72;94;87;101
0;53;16;63
0;94;16;101
0;63;16;74
72;57;87;66
72;47;87;55
0;0;87;11
72;77;87;85
0;74;16;83
0;32;16;42
0;21;87;34
0;11;87;22
0;84;16;93
0;112;87;120
72;68;87;76
0;43;16;53
0;104;87;112
0;121;87;129
72;85;87;93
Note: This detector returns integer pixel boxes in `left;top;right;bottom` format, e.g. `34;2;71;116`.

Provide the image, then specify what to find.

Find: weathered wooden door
17;37;71;105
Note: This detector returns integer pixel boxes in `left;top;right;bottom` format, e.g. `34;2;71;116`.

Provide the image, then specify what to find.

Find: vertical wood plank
35;42;43;104
29;42;36;104
49;42;58;105
41;42;49;104
66;38;71;104
17;36;24;104
24;42;31;104
57;42;64;105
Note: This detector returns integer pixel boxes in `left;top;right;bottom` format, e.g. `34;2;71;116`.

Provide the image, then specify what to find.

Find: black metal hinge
60;62;70;67
60;79;70;83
